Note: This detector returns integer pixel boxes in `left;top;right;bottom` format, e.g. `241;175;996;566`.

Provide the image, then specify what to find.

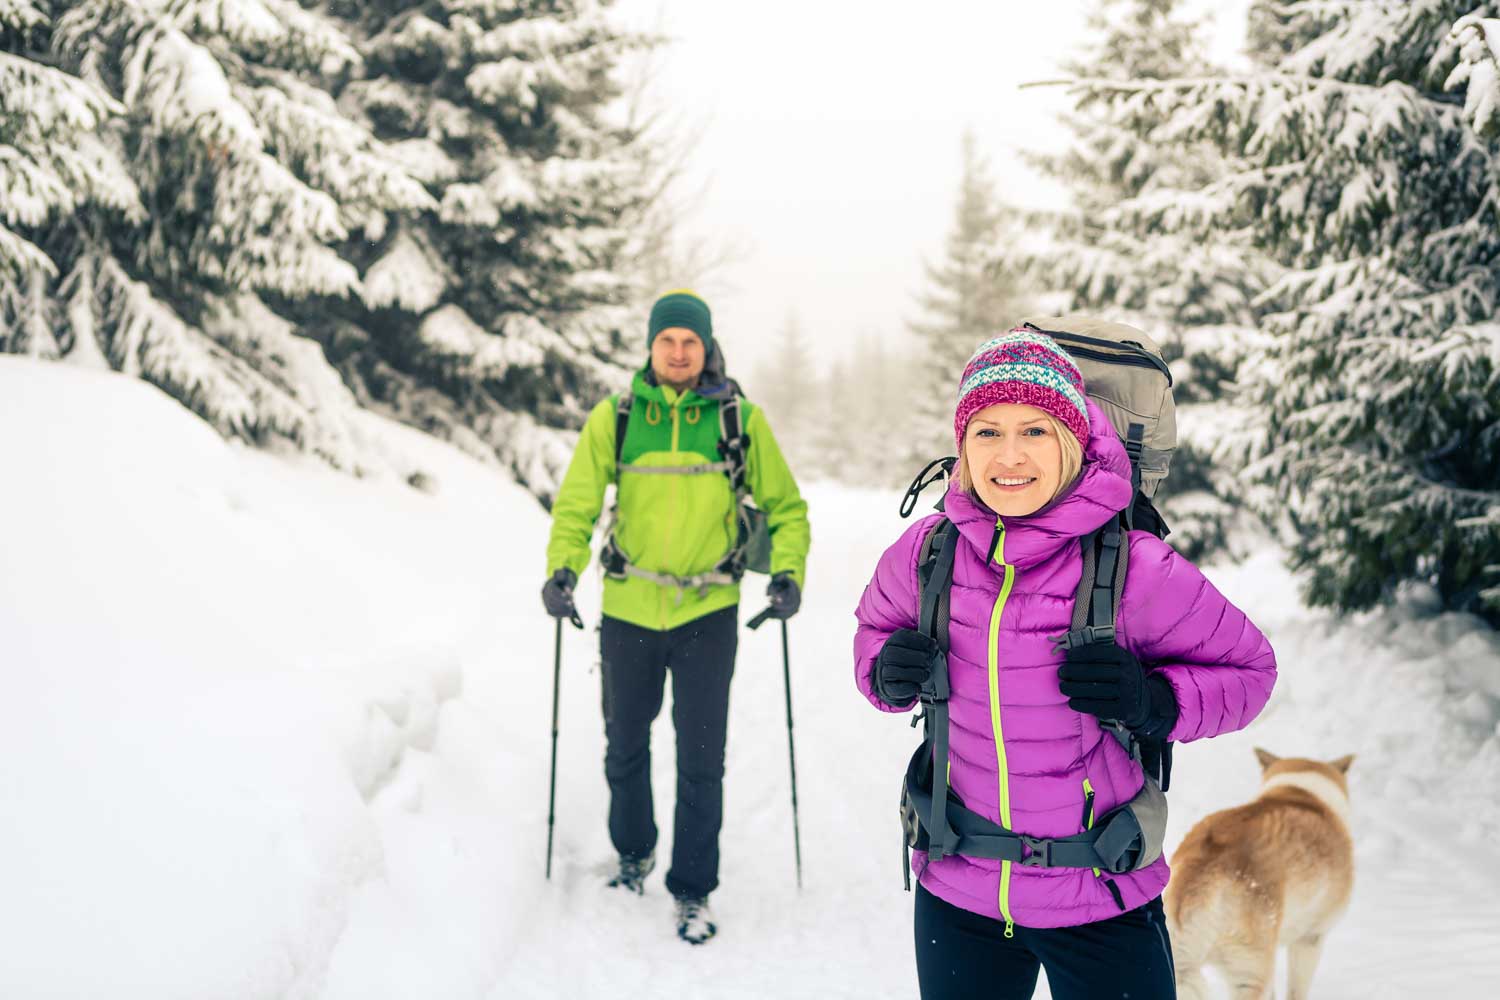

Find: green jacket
546;369;811;631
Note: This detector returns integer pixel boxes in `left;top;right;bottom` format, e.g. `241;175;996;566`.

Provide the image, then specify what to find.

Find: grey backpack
1019;314;1177;530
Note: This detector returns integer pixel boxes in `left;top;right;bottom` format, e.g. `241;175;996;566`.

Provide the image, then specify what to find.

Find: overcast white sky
612;0;1252;374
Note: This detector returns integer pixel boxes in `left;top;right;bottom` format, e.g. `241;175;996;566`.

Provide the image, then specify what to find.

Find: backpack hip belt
599;532;741;597
900;742;1167;876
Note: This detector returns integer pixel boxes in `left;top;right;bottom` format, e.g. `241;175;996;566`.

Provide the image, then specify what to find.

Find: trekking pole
750;609;803;889
546;610;584;880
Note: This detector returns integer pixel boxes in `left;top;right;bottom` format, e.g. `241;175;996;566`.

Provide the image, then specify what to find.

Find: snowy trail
4;361;1498;998
476;489;1500;998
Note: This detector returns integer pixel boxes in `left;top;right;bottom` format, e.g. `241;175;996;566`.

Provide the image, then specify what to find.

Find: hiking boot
674;895;716;945
606;853;655;895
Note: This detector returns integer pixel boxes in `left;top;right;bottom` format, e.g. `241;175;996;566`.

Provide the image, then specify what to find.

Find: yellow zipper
662;394;682;629
987;515;1017;937
1082;778;1100;877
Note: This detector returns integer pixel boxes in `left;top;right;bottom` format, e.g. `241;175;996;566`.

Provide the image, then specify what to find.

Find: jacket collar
633;368;709;408
634;342;741;405
942;399;1134;569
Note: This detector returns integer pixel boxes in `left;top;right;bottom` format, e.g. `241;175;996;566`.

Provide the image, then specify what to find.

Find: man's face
650;327;706;389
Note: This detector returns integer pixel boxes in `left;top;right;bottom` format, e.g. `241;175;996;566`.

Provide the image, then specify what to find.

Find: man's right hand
873;628;941;708
541;568;578;620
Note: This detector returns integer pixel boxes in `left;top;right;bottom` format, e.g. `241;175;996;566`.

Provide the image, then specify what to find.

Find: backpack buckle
1019;835;1054;867
1051;625;1116;652
600;536;628;580
918;652;950;704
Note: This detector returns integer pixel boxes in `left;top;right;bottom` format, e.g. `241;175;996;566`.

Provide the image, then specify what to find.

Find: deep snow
2;356;1498;998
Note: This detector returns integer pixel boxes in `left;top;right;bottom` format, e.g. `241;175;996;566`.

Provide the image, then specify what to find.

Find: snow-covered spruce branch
158;0;361;75
1444;14;1500;136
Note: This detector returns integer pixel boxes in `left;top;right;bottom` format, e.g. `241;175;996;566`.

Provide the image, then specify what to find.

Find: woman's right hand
874;628;941;707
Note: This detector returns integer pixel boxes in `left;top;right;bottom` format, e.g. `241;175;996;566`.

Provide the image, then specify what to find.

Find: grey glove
541;568;578;620
765;572;801;620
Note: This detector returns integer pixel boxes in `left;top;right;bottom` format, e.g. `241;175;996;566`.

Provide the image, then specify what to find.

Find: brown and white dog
1166;749;1355;1000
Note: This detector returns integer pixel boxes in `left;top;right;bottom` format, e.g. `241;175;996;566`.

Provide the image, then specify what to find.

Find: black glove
1057;641;1177;739
541;568;578;620
765;572;801;619
874;628;941;708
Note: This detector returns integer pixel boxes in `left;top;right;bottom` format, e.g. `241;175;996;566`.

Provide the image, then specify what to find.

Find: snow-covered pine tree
846;330;909;490
4;0;437;474
1069;0;1500;623
313;0;662;499
750;309;816;473
0;1;138;360
1024;0;1276;560
907;131;1031;468
809;356;862;481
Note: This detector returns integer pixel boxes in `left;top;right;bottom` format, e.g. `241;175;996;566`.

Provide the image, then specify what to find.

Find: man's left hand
765;572;801;620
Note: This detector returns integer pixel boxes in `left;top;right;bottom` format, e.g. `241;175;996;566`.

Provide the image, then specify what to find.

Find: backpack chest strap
617;461;733;476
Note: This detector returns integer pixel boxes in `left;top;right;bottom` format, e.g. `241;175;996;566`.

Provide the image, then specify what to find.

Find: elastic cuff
1133;675;1178;740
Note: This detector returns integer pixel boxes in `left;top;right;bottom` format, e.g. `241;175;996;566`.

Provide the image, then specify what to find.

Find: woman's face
963;402;1065;517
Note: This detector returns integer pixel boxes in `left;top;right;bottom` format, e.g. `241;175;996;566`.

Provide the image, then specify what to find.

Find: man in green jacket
541;290;810;945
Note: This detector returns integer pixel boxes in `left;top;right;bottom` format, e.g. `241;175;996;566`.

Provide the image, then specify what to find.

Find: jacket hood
943;398;1134;568
638;342;742;403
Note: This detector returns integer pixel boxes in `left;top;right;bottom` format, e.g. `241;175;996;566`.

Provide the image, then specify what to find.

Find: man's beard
655;370;700;392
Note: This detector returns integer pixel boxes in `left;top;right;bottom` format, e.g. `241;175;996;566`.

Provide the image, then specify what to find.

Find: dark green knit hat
648;290;713;354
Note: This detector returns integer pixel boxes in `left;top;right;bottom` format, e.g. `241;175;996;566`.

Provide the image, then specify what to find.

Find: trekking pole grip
747;606;774;631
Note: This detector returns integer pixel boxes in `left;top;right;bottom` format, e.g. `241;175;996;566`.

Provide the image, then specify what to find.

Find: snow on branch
237;75;437;222
416;304;545;372
0;222;56;285
0;51;123;137
0;146;80;229
1443;14;1500;137
385;139;460;186
115;26;361;295
93;254;309;441
457;11;613;60
362;231;451;313
161;0;361;75
439;183;503;228
0;0;45;31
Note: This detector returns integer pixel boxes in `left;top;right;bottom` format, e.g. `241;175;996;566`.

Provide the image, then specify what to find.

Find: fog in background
615;0;1253;373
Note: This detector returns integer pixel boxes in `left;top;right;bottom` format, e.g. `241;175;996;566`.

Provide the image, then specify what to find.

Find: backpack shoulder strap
915;519;960;862
1057;515;1128;651
717;394;748;496
917;519;959;654
1056;519;1175;789
614;392;633;469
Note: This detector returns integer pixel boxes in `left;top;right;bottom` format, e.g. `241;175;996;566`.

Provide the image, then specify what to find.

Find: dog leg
1287;934;1325;1000
1174;962;1212;1000
1219;940;1275;1000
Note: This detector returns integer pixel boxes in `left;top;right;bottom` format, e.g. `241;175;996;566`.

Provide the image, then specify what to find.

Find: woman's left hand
1058;641;1177;738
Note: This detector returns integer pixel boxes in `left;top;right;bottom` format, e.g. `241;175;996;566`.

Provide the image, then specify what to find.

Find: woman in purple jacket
854;330;1276;1000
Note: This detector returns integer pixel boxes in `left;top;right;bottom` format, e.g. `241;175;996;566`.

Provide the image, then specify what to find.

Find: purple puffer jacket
854;400;1276;930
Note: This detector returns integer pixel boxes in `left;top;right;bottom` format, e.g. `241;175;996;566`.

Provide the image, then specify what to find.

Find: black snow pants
599;605;737;899
914;883;1177;1000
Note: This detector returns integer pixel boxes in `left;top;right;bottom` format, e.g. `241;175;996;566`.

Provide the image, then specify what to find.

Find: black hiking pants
914;883;1176;1000
599;606;737;900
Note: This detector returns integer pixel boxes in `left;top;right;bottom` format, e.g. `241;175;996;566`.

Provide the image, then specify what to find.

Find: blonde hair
957;413;1084;506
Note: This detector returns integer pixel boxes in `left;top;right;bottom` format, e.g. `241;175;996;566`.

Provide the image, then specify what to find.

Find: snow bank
0;357;536;996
